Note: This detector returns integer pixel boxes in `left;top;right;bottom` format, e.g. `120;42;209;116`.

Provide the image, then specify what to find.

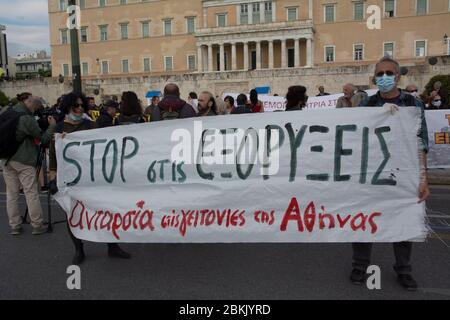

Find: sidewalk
428;168;450;185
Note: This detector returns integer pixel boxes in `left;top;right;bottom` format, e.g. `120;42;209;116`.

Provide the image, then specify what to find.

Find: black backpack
0;107;27;160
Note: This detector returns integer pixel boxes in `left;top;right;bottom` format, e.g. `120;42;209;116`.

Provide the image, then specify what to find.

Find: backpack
160;106;181;121
0;107;27;160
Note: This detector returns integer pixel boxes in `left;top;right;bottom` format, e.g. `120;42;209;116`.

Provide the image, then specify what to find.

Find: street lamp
68;0;82;93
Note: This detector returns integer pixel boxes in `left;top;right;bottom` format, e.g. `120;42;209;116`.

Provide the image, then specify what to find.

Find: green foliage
425;74;450;94
0;90;9;106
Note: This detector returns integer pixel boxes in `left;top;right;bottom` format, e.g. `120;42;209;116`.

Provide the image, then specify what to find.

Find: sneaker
350;269;366;285
397;274;418;291
32;225;48;235
10;226;23;235
108;244;131;259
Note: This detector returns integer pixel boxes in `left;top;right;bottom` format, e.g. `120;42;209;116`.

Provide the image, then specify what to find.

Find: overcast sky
0;0;50;55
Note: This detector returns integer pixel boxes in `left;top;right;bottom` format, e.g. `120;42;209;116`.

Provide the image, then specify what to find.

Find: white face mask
432;100;442;107
409;92;419;98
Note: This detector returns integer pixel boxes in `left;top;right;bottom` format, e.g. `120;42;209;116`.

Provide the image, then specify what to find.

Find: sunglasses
407;90;418;93
376;71;396;77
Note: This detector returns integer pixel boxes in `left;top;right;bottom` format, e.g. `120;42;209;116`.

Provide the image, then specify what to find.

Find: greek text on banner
54;108;428;243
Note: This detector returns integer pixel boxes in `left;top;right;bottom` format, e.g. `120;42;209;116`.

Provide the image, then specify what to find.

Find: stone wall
1;56;449;105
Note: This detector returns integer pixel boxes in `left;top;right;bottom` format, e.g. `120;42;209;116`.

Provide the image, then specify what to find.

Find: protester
353;89;368;107
405;84;419;97
285;86;307;111
197;91;218;116
116;92;146;125
316;86;330;96
431;81;449;108
231;94;252;114
354;56;430;291
151;84;196;121
48;92;130;264
96;99;119;128
249;89;264;113
336;84;357;108
187;92;199;114
144;96;160;119
223;96;235;114
427;94;445;110
0;93;56;235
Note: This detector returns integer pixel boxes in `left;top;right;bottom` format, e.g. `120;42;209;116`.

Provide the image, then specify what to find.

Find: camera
35;108;60;131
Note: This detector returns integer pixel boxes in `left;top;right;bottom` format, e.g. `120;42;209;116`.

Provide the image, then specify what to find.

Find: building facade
49;0;450;78
0;25;10;77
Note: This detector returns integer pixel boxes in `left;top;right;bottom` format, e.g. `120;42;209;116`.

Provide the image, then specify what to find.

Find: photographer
49;92;131;265
0;93;56;235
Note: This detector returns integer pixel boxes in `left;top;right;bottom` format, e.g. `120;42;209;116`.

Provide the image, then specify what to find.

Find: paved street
0;173;449;300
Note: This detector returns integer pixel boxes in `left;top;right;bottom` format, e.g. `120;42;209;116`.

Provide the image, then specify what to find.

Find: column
256;41;261;70
309;0;313;20
243;42;249;70
231;43;237;71
208;44;213;72
219;43;225;71
197;45;203;72
306;38;313;67
268;40;274;69
281;39;287;68
294;39;300;68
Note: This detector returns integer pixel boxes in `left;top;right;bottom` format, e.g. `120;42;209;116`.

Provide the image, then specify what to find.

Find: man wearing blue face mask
351;57;430;291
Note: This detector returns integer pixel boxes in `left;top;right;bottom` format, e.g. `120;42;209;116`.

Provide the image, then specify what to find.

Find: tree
425;74;450;95
0;90;9;106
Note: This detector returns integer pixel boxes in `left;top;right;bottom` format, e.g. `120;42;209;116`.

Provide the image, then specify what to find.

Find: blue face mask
376;74;396;93
69;113;83;122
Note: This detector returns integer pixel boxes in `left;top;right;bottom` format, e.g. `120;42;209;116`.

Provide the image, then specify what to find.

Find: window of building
59;0;66;11
253;3;261;24
165;56;173;71
384;42;394;57
265;2;273;22
325;46;335;62
187;55;196;70
101;60;109;74
353;2;364;20
62;63;69;76
324;4;335;22
60;29;68;44
122;59;129;73
120;0;127;4
82;62;89;75
80;27;87;42
240;4;249;24
142;21;150;38
287;48;295;67
99;0;106;7
384;0;395;17
79;0;85;9
143;58;151;72
99;25;108;41
415;40;427;57
354;44;364;60
120;23;128;39
287;7;298;21
417;0;427;15
217;13;227;27
164;19;172;36
186;17;195;34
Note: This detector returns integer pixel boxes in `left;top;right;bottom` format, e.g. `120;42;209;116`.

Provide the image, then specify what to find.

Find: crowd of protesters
0;56;444;291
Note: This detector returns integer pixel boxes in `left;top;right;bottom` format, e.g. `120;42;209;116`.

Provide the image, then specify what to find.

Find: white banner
55;108;427;243
425;110;450;168
222;90;378;112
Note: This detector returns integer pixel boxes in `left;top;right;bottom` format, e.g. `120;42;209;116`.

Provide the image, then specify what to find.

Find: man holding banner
351;57;430;291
